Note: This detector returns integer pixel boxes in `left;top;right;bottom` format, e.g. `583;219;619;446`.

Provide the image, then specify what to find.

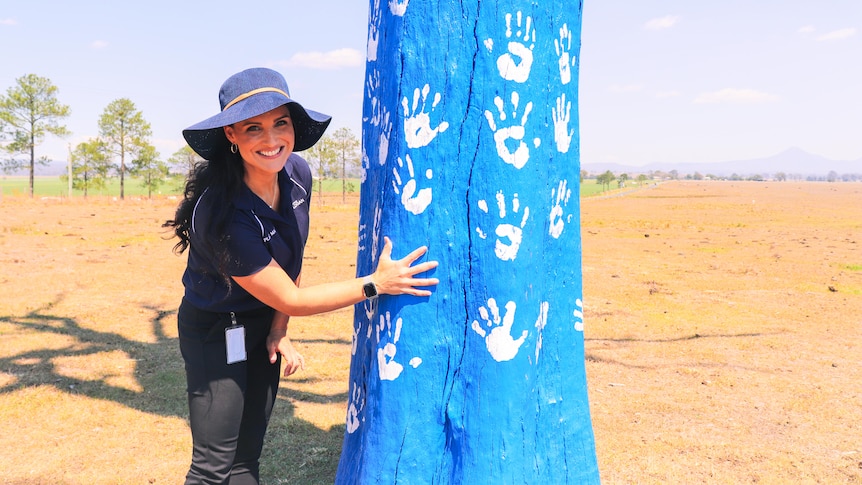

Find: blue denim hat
183;67;331;159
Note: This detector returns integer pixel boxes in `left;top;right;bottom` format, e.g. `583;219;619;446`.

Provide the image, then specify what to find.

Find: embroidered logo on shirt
262;227;277;243
292;198;305;209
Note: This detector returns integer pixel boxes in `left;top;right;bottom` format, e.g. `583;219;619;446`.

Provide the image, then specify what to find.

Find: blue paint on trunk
337;1;598;483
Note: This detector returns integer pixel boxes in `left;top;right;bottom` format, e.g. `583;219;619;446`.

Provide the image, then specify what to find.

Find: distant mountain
3;159;70;177
583;148;862;177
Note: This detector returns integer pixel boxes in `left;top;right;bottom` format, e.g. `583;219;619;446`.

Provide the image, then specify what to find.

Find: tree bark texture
337;1;598;483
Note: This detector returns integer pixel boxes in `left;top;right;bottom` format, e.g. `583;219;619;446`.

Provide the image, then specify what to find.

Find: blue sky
1;1;859;167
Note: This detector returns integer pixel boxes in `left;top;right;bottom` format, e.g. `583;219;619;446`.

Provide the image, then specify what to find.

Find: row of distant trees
306;127;361;204
0;74;161;198
5;73;853;200
0;74;361;200
165;129;361;204
674;170;859;182
583;168;860;190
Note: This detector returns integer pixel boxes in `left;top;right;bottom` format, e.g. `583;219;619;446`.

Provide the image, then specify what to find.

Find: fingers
375;237;440;295
379;236;393;261
400;244;429;264
267;341;279;364
402;287;434;297
383;274;439;298
387;262;439;291
378;236;432;266
398;277;439;296
385;241;436;274
282;353;305;377
269;336;306;377
408;276;440;287
404;260;438;276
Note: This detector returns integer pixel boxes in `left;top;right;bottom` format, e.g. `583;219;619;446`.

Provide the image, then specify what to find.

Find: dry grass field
0;181;859;484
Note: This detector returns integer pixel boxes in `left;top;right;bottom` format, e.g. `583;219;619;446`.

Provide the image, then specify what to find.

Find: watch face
363;282;378;298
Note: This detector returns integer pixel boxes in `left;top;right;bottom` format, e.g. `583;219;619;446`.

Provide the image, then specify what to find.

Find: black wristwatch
362;277;378;300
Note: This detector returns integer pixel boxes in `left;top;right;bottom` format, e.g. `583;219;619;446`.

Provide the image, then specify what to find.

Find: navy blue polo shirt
182;153;312;313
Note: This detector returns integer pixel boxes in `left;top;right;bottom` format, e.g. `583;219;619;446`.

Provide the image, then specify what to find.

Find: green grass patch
0;175;186;198
580;182;609;197
3;176;620;198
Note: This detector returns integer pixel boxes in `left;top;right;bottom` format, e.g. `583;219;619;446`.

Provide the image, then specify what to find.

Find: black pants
178;299;281;485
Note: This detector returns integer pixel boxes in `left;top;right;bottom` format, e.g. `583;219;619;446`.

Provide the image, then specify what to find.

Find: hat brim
183;92;331;159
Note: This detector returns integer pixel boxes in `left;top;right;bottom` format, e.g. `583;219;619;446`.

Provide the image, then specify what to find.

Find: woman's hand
267;327;305;377
372;237;439;297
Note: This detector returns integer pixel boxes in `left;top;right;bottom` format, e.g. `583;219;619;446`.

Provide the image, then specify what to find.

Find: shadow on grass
0;295;347;484
586;331;776;344
584;331;784;370
262;394;346;484
0;297;186;417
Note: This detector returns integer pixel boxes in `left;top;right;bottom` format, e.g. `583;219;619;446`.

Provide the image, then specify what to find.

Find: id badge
225;312;247;365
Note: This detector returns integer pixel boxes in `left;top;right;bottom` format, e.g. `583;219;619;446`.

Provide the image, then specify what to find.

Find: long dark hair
164;148;245;286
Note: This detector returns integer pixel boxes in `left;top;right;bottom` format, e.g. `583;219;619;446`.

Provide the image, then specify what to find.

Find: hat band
223;87;289;111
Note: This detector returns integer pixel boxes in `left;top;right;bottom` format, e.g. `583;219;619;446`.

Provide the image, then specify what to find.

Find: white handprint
377;312;404;381
352;307;363;355
357;219;369;254
549;179;572;239
555;23;576;85
552;94;574;154
378;108;392;166
476;191;530;261
471;298;528;362
403;84;450;149
573;298;585;332
365;69;381;122
392;154;433;215
389;0;409;16
352;298;376;356
367;0;382;61
371;203;382;265
534;301;549;363
346;381;364;433
360;147;369;184
485;11;536;83
484;92;536;169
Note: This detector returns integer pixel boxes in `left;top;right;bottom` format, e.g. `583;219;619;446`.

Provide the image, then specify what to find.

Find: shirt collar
235;167;286;213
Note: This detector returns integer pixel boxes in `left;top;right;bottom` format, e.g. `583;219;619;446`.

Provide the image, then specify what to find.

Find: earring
230;143;238;154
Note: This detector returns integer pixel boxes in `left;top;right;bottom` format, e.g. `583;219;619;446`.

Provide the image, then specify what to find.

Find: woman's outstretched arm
232;237;439;317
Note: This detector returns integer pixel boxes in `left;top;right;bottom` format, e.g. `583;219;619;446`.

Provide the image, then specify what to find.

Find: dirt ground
581;182;861;484
0;181;859;484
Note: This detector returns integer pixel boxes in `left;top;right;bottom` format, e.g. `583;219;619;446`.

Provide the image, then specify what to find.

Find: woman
164;67;438;485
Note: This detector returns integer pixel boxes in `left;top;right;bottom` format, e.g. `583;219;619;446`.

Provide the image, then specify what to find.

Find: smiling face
223;104;295;178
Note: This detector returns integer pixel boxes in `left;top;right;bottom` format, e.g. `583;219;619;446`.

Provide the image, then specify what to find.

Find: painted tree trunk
337;1;598;483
